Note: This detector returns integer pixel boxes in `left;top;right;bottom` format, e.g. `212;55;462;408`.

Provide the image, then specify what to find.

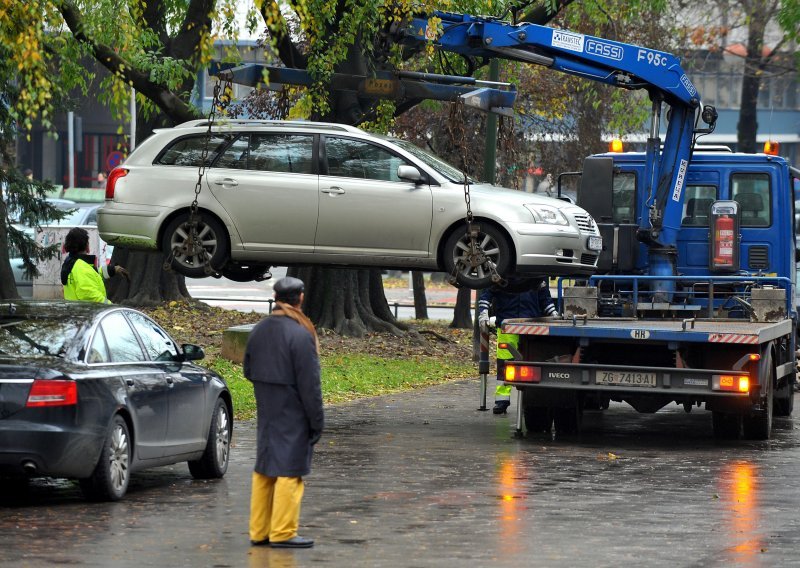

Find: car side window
155;134;232;167
100;312;146;362
732;173;771;227
249;134;314;174
215;135;250;170
126;311;179;362
87;328;111;364
325;137;408;182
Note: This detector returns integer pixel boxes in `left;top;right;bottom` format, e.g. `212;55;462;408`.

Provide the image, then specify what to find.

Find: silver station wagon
98;120;601;288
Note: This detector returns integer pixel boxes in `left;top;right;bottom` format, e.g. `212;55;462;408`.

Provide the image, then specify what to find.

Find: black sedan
0;301;232;501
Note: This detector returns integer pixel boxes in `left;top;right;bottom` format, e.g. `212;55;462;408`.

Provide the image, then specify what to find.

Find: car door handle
125;378;135;387
213;178;238;187
321;187;345;195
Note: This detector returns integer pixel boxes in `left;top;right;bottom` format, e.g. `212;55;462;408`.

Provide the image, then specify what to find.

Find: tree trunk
450;287;473;329
736;8;769;153
107;113;192;306
292;266;407;337
412;271;428;320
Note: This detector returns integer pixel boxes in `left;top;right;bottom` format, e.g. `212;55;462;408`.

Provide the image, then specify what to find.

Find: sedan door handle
321;187;345;195
213;178;239;187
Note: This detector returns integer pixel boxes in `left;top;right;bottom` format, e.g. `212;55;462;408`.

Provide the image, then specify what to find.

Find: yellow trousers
249;473;305;542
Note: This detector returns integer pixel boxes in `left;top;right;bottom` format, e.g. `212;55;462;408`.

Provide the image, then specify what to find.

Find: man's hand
478;310;490;329
115;266;130;281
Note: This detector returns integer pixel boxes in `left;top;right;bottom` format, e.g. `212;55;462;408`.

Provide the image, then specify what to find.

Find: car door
97;311;169;460
315;136;433;257
125;311;207;456
207;132;319;254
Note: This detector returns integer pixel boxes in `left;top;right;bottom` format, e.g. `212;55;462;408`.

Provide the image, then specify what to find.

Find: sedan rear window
0;318;82;357
155;134;232;167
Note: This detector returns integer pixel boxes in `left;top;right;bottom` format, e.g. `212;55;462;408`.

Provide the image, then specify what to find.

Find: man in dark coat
244;276;324;549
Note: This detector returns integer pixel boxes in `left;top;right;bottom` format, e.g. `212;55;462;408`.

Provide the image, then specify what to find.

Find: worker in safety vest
61;227;129;303
478;277;557;414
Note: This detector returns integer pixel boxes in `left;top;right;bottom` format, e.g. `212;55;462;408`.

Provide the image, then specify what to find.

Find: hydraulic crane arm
398;12;717;285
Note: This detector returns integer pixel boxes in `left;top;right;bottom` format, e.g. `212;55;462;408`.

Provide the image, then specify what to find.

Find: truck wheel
773;378;794;417
522;391;552;434
742;350;774;440
554;406;582;435
712;412;741;440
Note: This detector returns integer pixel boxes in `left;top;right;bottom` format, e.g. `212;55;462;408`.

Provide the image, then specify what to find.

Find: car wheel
442;223;512;289
79;415;131;502
221;264;270;283
162;212;230;278
188;398;231;479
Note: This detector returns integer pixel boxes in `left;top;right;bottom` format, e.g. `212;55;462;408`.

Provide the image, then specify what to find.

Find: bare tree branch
171;0;215;63
258;0;308;68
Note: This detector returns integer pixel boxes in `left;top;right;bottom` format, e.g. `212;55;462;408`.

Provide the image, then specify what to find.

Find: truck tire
773;377;794;417
742;350;774;440
553;406;582;435
712;412;741;440
522;391;553;434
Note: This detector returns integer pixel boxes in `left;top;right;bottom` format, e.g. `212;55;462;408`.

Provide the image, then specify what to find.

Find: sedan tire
162;212;230;278
79;415;131;502
443;223;512;289
188;398;231;479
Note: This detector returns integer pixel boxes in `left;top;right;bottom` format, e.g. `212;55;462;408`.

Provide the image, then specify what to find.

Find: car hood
466;183;578;210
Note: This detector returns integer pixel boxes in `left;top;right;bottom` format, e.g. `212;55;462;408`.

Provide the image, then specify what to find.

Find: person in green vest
478;277;557;414
61;227;128;303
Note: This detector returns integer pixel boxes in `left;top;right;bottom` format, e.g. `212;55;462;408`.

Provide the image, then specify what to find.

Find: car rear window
155;134;232;167
0;318;82;357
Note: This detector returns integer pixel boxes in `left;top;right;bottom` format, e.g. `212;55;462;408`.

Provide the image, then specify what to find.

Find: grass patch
209;354;474;421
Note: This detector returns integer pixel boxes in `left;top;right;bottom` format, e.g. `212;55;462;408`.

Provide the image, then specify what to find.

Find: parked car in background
0;301;232;501
98;119;602;288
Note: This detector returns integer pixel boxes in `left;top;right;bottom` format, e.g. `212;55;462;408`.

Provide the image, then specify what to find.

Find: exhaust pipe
21;460;37;476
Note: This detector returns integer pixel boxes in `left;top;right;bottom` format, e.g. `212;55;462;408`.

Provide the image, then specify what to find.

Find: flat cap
273;276;305;295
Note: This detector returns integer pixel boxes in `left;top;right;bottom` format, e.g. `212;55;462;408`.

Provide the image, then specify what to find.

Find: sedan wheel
189;398;231;479
80;415;130;501
443;223;512;289
162;212;230;278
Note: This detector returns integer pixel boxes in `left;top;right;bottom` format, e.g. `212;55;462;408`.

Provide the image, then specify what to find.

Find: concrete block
221;324;256;363
563;286;598;319
750;287;786;322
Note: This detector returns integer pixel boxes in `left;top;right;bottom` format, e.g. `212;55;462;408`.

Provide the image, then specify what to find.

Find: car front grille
573;213;597;234
581;253;598;265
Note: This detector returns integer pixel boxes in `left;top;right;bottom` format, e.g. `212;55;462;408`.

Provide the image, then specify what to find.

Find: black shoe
493;401;510;415
250;538;269;546
270;536;314;549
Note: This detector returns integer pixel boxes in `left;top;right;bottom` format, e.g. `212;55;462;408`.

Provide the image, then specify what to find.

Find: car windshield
0;318;83;357
389;139;474;184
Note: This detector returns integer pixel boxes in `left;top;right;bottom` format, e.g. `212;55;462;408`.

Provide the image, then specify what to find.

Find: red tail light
26;379;78;407
504;364;541;383
106;167;128;199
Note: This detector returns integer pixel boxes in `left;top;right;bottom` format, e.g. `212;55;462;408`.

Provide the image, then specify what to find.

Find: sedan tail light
106;167;128;200
26;379;78;407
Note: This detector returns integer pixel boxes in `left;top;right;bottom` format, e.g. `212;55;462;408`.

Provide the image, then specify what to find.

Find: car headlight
524;204;569;226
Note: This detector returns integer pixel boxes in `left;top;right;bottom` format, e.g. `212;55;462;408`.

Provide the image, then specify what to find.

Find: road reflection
495;452;526;555
719;460;762;564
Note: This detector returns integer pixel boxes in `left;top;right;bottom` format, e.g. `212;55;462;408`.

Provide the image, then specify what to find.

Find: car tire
221;264;270;283
442;223;512;289
79;415;131;502
188;398;231;479
162;212;230;278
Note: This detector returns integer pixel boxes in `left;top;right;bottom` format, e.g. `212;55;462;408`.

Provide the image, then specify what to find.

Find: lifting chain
446;98;505;288
163;74;234;275
498;114;520;191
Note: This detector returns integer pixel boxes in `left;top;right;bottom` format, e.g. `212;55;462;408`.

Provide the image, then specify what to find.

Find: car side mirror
182;343;205;361
397;165;423;184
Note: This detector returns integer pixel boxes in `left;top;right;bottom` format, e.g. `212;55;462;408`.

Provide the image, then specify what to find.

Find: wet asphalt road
3;379;800;567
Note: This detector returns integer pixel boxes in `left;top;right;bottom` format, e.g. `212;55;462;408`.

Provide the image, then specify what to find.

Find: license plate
588;235;603;251
596;370;656;387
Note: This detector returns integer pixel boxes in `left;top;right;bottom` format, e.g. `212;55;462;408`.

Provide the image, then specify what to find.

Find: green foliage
210;353;474;420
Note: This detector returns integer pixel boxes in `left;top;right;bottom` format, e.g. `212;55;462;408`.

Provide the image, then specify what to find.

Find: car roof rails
174;119;364;133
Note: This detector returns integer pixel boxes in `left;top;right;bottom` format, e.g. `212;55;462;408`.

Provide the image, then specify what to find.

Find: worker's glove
478;311;496;329
309;430;322;446
114;265;130;281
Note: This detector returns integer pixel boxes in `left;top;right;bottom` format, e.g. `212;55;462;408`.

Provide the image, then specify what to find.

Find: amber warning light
763;140;780;155
713;374;749;393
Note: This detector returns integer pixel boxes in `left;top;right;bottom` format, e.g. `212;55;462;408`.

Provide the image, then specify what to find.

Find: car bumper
0;421;104;478
97;203;168;250
512;224;601;276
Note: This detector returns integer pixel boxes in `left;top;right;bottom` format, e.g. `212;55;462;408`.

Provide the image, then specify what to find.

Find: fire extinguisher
713;215;734;267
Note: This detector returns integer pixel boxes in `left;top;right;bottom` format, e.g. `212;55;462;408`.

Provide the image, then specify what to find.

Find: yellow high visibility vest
496;331;519;360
